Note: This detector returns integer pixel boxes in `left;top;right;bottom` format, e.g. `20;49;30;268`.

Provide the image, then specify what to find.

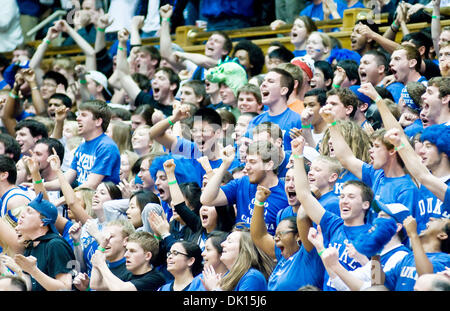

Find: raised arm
384;127;447;202
47;150;92;224
319;107;364;180
291;136;326;225
403;216;434;276
56;19;96;71
250;185;276;259
149;104;190;150
200;146;234;207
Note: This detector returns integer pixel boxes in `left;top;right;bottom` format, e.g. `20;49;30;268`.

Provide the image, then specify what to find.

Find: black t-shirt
135;91;173;117
24;232;75;291
108;258;132;281
129;268;167;291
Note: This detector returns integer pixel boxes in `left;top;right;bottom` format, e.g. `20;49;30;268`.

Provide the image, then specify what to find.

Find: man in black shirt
91;231;166;291
14;193;75;291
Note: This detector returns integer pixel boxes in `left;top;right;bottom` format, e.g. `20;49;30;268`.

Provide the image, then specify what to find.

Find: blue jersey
268;245;324;291
385;252;450;291
71;133;121;185
234;268;267;291
244;108;302;152
221;176;288;235
319;191;340;217
333;169;360;195
320;211;372;291
415;177;450;234
362;163;421;224
276;206;297;225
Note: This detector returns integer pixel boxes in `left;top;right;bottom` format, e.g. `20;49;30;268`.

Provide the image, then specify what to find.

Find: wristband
328;120;337;127
168;180;177;185
394;143;405;151
79;79;87;84
97;246;106;252
318;249;325;257
293;154;304;159
9;92;19;99
301;124;311;129
332;83;340;89
254;200;265;206
34;179;43;184
73;241;80;246
97;27;105;32
167;118;174;126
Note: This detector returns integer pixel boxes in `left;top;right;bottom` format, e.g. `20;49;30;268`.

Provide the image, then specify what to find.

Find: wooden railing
2;8;449;66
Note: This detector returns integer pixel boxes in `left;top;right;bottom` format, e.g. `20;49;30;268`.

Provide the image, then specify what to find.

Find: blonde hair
74;187;95;218
320;120;372;163
109;120;132;153
219;231;275;291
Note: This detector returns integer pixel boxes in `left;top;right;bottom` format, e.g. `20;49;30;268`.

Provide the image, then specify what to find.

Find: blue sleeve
361;162;376;188
444;186;450;210
319;211;343;245
235;269;267;291
220;178;240;206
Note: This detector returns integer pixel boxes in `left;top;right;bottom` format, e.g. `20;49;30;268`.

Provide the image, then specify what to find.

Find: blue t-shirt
415;177;450;234
245;107;302;152
276;205;297;225
320;211;372;291
333;169;360;195
268;245;324;290
362;163;421;224
404;119;423;138
221;176;288;235
70;133;121;185
385;252;450;291
234;268;267;291
319;191;340;217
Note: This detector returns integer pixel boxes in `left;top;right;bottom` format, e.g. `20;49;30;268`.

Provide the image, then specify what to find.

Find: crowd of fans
0;0;448;292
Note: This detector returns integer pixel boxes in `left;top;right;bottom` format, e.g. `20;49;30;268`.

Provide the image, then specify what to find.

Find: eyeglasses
273;230;296;239
167;250;189;258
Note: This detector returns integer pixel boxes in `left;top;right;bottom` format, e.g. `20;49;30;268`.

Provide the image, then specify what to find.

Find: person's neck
213;263;228;275
41;167;58;182
313;119;327;134
29;228;49;243
405;70;422;84
107;251;126;264
173;270;194;290
258;172;279;189
160;94;175;106
429;160;450;179
420;235;442;253
83;129;103;142
209;92;221;106
132;263;153;276
294;41;307;51
382;157;406;178
436;109;450;126
0;182;15;197
268;99;288;116
318;185;334;197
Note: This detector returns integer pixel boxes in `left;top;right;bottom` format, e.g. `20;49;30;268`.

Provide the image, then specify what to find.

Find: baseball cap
28;192;58;234
86;70;112;96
